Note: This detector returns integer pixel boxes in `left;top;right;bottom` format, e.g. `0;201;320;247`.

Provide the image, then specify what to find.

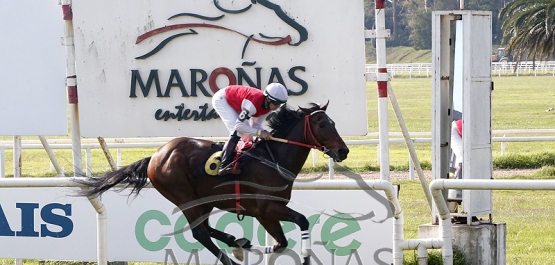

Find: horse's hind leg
204;219;252;248
185;211;239;265
204;219;252;262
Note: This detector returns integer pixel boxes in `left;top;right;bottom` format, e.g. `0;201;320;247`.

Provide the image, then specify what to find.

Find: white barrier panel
0;188;97;260
0;186;393;264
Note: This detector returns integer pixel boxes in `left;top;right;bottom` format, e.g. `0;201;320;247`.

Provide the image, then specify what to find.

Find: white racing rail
2;132;555;178
366;61;555;78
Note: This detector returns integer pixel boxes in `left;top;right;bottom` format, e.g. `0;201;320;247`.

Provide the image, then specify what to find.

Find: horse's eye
318;121;325;128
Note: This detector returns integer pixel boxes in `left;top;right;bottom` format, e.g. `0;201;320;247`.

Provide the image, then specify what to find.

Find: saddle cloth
203;141;254;176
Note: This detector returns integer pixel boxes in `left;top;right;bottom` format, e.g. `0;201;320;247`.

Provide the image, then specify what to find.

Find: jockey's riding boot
218;132;241;176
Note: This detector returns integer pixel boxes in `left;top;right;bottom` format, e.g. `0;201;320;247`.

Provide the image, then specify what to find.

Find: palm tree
499;0;555;65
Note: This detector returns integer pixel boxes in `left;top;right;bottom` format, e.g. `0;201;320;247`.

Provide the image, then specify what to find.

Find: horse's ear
299;106;312;114
320;101;329;111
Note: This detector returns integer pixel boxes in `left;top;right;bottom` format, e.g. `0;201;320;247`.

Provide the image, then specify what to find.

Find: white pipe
397;238;444;252
418;244;427;265
398;238;444;264
431;179;555;193
0;176;83;187
441;218;453;265
88;195;107;265
393;214;405;264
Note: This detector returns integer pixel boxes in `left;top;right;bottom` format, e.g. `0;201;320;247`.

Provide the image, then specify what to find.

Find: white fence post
86;147;92;177
0;147;4;178
501;134;506;155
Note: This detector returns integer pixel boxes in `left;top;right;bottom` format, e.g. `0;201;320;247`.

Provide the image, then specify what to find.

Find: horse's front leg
257;205;311;265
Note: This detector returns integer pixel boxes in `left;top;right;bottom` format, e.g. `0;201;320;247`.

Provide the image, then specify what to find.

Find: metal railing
366;61;555;78
2;129;555;178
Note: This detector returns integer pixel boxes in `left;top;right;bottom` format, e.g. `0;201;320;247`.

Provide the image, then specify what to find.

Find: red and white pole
375;0;390;181
61;1;83;177
60;2;107;265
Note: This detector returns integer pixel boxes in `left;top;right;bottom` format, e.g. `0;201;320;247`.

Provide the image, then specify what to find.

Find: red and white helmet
263;83;288;103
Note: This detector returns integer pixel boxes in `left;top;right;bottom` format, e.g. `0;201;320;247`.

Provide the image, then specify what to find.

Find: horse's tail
73;157;152;198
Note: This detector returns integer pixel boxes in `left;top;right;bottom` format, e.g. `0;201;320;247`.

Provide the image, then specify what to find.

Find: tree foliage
499;0;555;64
364;0;507;50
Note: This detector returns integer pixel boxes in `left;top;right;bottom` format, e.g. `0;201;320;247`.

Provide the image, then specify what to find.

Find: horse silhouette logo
135;0;308;66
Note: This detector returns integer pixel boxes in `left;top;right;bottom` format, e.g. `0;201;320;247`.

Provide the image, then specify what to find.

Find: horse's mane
267;103;322;138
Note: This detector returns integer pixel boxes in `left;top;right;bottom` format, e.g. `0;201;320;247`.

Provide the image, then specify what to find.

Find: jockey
212;83;289;176
451;119;463;173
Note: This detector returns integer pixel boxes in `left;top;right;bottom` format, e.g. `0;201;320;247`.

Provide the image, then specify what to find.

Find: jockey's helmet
263;83;288;104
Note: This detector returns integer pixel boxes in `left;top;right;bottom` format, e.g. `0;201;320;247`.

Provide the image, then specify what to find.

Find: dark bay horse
74;102;348;265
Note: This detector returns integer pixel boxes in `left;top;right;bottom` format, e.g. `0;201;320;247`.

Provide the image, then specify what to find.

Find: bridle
270;109;330;154
302;110;326;150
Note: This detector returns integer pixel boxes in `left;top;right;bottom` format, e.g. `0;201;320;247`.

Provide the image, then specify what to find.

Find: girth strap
235;181;245;221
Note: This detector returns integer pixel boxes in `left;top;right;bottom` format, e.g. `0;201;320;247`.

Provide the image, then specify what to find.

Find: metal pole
13;136;21;178
61;0;83;177
13;136;22;265
375;0;390;181
0;147;4;178
59;2;107;264
98;137;117;171
38;136;65;176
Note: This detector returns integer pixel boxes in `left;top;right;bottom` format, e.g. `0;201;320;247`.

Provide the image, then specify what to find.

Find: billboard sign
0;0;67;136
72;0;367;137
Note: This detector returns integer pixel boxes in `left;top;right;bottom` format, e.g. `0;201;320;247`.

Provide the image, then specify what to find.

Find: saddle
204;141;255;176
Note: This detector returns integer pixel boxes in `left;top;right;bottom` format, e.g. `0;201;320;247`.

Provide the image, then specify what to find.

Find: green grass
365;45;432;64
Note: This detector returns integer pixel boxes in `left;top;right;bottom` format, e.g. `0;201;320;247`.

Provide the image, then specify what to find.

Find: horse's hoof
234;237;252;248
232;247;244;262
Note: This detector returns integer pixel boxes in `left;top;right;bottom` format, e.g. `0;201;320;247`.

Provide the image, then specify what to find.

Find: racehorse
74;102;348;265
